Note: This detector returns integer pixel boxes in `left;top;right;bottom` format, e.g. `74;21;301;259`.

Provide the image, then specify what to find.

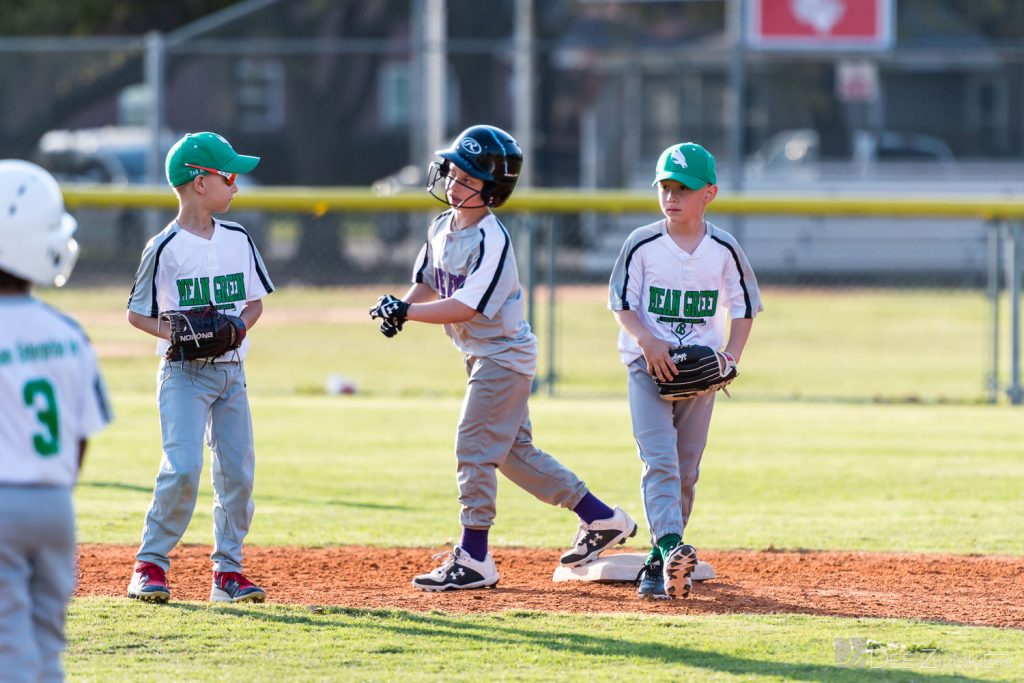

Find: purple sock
460;527;489;562
573;492;615;525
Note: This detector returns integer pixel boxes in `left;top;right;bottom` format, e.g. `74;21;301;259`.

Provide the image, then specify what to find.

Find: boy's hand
370;294;410;325
379;317;403;338
638;335;678;383
370;294;410;339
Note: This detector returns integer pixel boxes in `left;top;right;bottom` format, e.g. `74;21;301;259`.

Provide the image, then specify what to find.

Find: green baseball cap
165;132;260;187
652;142;717;189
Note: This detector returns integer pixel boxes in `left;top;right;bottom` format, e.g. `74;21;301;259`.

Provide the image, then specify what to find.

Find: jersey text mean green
649;287;718;318
177;273;247;307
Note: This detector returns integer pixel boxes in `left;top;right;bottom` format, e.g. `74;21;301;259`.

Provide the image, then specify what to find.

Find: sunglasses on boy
184;163;237;186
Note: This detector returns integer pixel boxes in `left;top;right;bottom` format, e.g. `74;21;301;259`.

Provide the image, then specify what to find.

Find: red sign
749;0;894;50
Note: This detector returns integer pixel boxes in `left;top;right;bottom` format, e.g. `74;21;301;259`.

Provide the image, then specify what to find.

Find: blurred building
1;0;1022;285
0;0;1021;189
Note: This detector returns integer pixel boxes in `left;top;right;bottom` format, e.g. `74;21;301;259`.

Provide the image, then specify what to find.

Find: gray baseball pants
0;485;75;683
136;360;255;573
457;356;587;529
627;358;716;544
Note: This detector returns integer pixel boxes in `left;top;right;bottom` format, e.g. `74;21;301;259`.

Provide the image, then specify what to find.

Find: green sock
656;534;682;561
646;546;661;566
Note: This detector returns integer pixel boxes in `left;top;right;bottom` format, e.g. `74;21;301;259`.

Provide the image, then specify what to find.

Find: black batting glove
369;294;410;325
379;317;403;338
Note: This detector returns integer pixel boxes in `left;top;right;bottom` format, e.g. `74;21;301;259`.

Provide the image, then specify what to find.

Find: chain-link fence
56;191;1024;405
5;1;1024;404
3;1;1024;188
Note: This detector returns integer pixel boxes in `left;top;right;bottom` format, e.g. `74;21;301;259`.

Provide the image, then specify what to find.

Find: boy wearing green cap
608;142;763;600
126;132;273;603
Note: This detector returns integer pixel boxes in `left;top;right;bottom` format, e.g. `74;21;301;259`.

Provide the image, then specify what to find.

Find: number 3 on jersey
23;378;60;456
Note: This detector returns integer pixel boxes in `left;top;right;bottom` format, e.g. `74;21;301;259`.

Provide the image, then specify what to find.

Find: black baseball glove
655;345;738;401
161;304;246;361
369;294;410;338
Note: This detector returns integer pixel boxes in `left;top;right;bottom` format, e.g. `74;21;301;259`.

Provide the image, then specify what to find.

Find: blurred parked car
32;126;267;255
747;128;958;186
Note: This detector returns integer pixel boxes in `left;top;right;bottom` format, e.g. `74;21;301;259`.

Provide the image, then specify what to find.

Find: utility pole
513;0;534;187
424;0;447;161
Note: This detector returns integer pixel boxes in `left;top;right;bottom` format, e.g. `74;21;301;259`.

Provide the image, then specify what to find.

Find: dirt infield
77;545;1024;628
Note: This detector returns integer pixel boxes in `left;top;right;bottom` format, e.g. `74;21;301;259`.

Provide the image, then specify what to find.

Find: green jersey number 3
23;378;60;456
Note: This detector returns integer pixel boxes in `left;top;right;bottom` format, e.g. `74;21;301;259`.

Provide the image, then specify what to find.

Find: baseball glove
655;345;738;401
161;304;246;362
369;294;410;338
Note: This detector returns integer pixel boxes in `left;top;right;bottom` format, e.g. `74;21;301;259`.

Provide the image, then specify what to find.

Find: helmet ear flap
479;181;497;207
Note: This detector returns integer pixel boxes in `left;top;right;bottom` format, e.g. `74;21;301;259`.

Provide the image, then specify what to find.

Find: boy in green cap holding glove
608;141;762;600
126;132;274;603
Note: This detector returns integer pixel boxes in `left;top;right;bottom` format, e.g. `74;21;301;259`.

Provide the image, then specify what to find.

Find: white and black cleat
560;506;639;567
412;546;499;591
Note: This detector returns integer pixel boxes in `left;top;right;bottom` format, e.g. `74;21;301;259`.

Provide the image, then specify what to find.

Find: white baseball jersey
126;219;274;361
0;296;112;486
609;219;763;365
412;210;537;377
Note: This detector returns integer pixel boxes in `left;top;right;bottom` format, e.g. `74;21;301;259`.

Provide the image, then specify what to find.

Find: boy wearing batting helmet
0;160;112;681
609;142;762;599
370;124;638;591
125;132;273;604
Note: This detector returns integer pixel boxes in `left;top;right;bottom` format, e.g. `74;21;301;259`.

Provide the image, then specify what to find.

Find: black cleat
636;558;670;600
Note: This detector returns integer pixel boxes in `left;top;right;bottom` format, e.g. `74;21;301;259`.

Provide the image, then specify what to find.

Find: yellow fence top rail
61;185;1024;220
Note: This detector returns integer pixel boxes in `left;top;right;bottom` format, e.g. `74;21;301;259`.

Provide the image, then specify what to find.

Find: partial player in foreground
0;161;112;681
370;125;637;591
608;142;762;599
125;133;273;604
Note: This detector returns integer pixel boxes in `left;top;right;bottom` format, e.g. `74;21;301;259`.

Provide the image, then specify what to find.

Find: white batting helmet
0;160;79;287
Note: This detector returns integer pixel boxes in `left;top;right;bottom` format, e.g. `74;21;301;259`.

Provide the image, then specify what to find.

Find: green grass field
77;394;1023;554
68;603;1024;682
34;286;1024;681
54;284;1009;401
